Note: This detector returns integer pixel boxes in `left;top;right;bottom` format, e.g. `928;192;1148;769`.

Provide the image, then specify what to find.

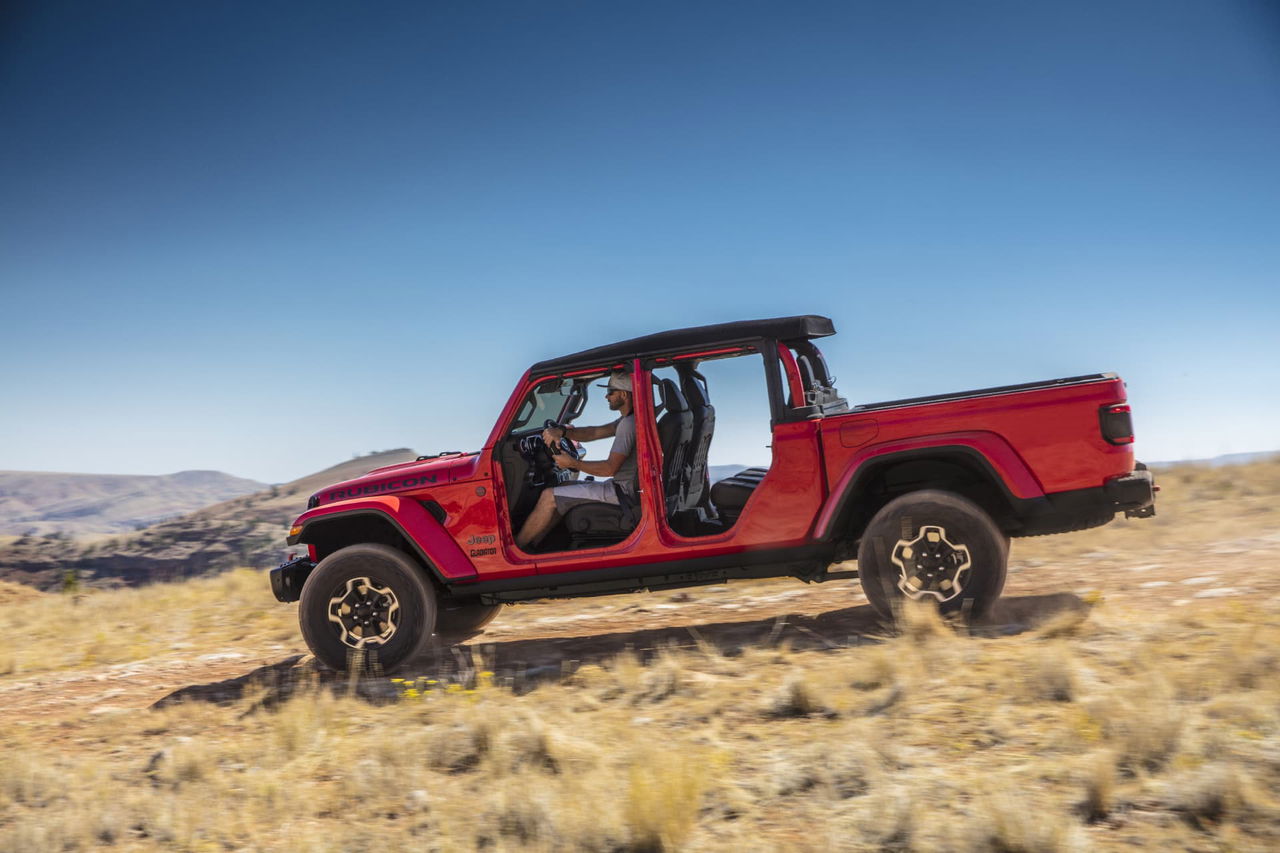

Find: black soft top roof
530;315;835;374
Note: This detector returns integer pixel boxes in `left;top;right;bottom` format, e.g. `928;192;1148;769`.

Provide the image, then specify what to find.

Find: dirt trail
3;531;1277;742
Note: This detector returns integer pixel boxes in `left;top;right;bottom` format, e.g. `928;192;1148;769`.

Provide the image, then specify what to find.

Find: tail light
1099;404;1134;445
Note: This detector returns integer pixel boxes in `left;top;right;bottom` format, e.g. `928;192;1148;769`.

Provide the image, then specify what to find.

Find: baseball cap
597;371;633;392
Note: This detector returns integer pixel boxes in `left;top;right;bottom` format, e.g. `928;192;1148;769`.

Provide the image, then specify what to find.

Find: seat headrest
681;375;708;408
659;377;689;413
797;355;818;389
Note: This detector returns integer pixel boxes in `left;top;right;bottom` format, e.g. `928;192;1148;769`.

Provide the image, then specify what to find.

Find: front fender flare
287;496;477;581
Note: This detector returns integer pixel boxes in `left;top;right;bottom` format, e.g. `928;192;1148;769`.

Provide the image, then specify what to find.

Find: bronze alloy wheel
327;576;402;649
299;544;437;673
857;490;1008;622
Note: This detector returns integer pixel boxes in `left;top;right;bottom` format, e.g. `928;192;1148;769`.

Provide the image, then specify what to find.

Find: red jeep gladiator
271;316;1156;672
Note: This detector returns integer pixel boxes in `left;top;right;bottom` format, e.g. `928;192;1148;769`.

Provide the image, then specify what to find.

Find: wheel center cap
327;577;401;649
890;525;972;602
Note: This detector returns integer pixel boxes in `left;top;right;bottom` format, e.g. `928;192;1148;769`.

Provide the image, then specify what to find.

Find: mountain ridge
0;450;420;590
0;469;268;536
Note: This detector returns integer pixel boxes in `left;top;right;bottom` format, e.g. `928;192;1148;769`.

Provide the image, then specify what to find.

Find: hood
311;452;481;507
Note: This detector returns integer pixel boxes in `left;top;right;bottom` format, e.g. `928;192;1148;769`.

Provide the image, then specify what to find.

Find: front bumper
270;557;316;602
1105;465;1157;518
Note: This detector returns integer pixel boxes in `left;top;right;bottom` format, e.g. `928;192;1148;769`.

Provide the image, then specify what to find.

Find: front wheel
299;543;437;673
857;490;1007;621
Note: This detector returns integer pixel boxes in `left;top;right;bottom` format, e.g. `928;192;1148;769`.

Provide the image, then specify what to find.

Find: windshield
509;378;575;433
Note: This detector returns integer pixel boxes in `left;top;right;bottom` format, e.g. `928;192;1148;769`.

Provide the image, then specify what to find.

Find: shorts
552;480;622;513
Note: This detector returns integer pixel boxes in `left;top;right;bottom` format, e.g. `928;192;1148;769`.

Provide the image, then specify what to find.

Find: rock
1193;588;1239;598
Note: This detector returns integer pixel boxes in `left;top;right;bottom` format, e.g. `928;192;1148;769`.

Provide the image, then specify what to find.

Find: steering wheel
517;420;582;487
542;419;582;462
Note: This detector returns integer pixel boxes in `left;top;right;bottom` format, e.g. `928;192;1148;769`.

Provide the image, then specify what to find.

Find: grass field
1;458;1277;851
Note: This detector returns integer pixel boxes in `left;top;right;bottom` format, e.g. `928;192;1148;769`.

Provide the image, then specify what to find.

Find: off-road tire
433;600;502;644
299;543;437;673
857;489;1008;621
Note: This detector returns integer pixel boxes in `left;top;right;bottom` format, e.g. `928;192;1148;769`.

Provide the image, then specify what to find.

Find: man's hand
542;426;565;445
551;451;576;469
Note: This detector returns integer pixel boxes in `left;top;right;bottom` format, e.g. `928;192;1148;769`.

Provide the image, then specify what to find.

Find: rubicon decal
327;475;436;501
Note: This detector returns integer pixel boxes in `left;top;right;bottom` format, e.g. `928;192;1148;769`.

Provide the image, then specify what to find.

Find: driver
514;371;637;551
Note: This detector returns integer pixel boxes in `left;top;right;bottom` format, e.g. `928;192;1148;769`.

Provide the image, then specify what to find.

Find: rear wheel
433;600;502;643
857;490;1007;621
299;543;437;673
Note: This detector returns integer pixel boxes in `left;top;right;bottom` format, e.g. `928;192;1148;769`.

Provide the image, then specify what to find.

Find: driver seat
562;378;692;548
562;484;636;548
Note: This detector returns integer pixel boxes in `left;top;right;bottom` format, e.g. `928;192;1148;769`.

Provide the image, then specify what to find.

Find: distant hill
1148;450;1279;469
0;469;268;536
710;464;755;482
0;450;419;590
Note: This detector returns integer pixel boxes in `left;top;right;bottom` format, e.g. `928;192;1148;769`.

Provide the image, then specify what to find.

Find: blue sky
2;1;1277;483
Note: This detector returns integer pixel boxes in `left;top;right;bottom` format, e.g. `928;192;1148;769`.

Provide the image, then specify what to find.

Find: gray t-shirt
609;414;638;495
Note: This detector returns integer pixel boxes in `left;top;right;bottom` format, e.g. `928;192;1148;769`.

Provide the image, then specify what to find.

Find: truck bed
850;373;1116;414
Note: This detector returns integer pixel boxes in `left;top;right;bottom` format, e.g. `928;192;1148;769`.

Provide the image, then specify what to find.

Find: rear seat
709;467;768;527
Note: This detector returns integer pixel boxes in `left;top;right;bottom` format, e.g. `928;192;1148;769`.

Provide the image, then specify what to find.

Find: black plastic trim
1103;469;1156;510
270;557;316;602
447;544;834;602
763;339;788;427
421;500;447;525
1012;471;1156;534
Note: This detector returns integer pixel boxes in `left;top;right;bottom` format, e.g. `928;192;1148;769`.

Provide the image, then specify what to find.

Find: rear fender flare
815;431;1044;541
288;496;477;582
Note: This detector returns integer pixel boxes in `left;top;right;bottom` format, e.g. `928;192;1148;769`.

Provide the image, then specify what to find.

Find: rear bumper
1105;465;1157;518
270;557;316;602
1012;463;1156;535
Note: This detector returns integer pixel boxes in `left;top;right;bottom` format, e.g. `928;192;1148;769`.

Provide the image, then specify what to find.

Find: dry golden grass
1;458;1278;850
0;568;298;676
1;595;1277;850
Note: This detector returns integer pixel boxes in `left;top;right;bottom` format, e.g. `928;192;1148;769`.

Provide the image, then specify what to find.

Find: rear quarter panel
821;377;1135;498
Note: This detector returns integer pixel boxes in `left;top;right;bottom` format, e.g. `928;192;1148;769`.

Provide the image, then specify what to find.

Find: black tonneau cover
850;373;1117;413
531;315;835;374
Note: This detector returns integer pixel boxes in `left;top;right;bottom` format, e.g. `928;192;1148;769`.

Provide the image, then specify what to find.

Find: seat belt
614;482;640;530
